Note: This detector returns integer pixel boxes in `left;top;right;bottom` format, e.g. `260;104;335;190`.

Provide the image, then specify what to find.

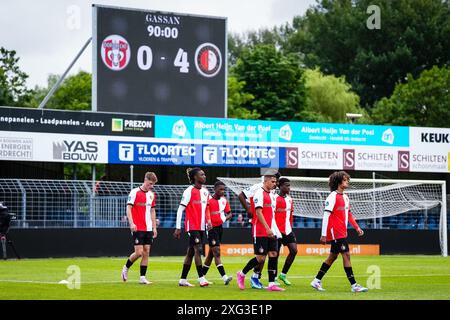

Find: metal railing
0;179;447;229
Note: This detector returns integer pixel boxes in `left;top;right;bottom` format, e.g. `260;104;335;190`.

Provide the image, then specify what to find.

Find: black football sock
268;256;278;283
181;264;191;279
252;268;261;278
242;257;259;275
344;267;356;285
217;264;226;277
140;265;147;277
125;259;133;269
196;265;204;278
316;262;331;280
254;263;263;278
282;252;296;275
202;264;210;276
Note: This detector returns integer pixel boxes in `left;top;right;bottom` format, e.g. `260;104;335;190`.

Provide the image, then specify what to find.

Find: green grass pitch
0;255;449;300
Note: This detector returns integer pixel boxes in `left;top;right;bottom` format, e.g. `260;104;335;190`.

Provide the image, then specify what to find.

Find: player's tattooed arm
238;192;252;218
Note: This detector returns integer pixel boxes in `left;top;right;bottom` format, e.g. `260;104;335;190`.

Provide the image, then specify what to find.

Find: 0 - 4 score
137;46;189;73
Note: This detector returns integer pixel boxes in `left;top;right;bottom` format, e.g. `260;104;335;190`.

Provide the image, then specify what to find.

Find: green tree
228;33;247;66
64;163;106;181
371;66;450;127
299;68;370;123
233;44;306;121
30;71;91;110
228;24;294;66
0;47;32;106
227;76;259;119
286;0;450;108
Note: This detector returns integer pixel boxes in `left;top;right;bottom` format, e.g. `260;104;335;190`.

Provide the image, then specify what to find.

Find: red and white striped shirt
177;186;210;232
127;187;156;232
209;196;231;227
275;194;294;235
253;187;281;238
321;191;359;241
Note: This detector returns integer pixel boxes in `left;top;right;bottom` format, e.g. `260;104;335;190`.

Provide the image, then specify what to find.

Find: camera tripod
1;233;20;260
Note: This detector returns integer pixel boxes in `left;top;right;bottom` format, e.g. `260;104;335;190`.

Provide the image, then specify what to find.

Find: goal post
218;176;447;257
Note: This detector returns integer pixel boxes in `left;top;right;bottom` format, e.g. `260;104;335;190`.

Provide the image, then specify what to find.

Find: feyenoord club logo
195;43;222;77
101;35;131;71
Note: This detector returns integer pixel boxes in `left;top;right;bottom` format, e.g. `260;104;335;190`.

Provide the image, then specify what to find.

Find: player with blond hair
122;172;158;285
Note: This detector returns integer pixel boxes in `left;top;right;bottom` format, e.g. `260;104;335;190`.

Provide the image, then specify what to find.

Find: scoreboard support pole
90;164;96;228
38;37;92;110
130;165;134;190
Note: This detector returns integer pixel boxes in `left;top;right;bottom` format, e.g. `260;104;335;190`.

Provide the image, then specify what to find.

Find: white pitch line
1;273;449;285
283;274;450;279
0;280;60;284
0;279;163;284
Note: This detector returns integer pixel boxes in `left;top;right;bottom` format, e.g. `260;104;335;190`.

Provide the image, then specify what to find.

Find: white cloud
0;0;315;88
270;0;316;24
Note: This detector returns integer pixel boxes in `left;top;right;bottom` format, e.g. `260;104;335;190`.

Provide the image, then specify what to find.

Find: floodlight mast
38;37;92;110
346;113;363;124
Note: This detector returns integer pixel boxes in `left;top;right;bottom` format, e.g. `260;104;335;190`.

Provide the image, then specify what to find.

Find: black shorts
330;238;350;254
132;231;153;246
207;226;223;247
187;230;205;248
279;232;297;247
254;237;278;256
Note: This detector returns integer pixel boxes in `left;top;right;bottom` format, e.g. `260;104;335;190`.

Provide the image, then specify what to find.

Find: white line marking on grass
0;279;152;284
0;279;199;284
286;274;450;279
110;258;184;262
1;273;449;285
0;280;60;284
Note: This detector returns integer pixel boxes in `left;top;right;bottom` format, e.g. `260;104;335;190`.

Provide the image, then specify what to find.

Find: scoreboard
92;4;227;117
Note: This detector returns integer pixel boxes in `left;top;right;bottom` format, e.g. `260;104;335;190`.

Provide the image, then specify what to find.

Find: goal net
218;176;447;257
